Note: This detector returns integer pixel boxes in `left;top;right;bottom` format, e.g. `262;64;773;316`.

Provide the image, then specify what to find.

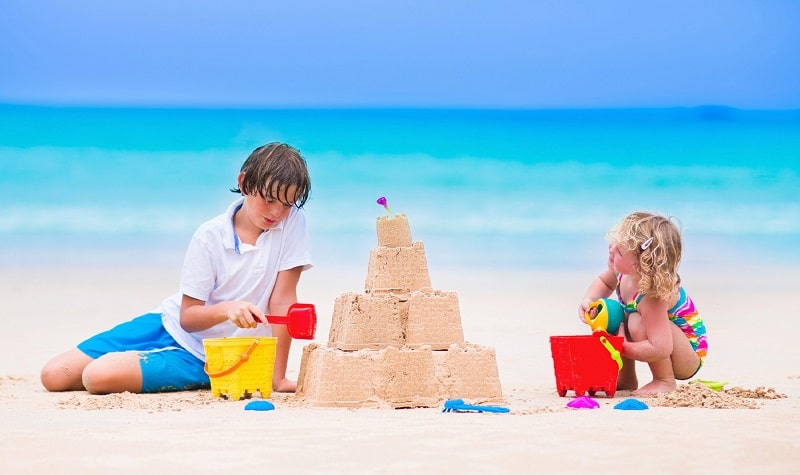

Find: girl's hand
578;298;596;324
224;301;265;328
578;272;616;325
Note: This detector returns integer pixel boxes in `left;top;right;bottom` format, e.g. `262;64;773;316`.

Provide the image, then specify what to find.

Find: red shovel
255;303;317;340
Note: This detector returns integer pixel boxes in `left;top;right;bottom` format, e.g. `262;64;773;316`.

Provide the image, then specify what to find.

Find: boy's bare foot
632;379;676;396
273;377;297;393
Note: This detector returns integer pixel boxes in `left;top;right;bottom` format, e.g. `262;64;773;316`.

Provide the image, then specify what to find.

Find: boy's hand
224;301;265;328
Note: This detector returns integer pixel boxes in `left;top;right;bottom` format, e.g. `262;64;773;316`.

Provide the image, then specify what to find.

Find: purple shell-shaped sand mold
566;396;600;409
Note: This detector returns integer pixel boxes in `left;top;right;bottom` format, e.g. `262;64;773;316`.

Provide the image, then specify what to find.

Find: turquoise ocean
1;105;798;272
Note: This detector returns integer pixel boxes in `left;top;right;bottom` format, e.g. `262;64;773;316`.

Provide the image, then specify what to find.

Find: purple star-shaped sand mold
566;396;600;409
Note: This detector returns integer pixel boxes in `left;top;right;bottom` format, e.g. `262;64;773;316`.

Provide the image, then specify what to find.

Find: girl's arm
621;295;673;362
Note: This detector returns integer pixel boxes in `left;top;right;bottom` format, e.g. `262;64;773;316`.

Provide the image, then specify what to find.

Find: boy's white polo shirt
156;197;312;361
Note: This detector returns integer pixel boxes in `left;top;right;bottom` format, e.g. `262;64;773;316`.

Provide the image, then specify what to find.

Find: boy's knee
80;355;142;394
80;364;106;394
40;364;59;391
40;361;76;392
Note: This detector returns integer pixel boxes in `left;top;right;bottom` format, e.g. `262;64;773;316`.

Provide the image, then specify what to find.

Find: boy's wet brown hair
230;142;311;208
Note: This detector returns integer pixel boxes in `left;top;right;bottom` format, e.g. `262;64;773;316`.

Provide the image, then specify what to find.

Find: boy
41;143;312;394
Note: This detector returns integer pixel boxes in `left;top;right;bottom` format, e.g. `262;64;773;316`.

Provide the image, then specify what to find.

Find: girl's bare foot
616;358;638;390
632;379;676;396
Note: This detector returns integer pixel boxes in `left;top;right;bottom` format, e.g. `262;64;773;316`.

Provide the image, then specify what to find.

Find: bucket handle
598;334;623;370
204;338;261;378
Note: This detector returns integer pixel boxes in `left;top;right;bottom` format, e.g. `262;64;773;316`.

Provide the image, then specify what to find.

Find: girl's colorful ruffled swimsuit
616;275;708;364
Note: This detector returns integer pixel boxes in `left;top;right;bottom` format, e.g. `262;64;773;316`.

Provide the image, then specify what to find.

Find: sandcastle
296;213;503;408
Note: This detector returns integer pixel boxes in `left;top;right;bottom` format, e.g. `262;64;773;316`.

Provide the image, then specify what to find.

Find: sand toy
583;298;624;334
203;336;277;400
691;379;728;391
256;303;317;340
442;399;510;413
566;396;599;409
550;331;624;397
614;398;649;410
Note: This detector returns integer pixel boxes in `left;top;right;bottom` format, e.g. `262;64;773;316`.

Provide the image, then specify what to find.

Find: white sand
2;264;798;474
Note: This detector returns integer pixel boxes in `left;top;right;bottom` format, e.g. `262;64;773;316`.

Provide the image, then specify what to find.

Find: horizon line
2;101;799;114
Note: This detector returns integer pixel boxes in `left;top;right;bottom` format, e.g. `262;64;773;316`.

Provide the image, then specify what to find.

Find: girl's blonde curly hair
607;211;682;301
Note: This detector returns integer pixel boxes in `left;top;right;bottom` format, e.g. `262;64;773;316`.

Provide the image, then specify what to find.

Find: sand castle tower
296;212;503;408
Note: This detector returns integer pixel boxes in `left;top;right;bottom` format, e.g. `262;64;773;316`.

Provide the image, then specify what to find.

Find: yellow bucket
203;337;276;400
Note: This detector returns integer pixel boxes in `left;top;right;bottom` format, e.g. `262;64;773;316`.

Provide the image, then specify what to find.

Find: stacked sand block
297;213;502;408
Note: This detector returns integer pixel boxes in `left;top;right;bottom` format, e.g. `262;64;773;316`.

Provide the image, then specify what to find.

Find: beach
2;105;799;473
2;261;798;474
3;0;799;470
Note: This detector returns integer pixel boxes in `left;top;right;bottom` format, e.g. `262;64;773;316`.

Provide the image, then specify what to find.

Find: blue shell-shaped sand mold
244;400;275;411
613;398;649;410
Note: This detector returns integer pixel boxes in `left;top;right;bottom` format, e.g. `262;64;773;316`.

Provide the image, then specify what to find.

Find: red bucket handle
203;338;261;378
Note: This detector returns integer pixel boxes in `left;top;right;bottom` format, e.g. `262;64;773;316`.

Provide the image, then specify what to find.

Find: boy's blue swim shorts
77;312;210;393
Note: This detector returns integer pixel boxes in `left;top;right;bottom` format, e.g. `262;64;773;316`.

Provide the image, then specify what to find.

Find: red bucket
549;333;624;397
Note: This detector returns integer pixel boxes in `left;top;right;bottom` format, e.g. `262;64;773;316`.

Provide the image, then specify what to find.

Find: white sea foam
2;107;798;268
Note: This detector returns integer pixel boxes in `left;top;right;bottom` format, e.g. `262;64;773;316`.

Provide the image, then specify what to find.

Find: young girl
40;142;312;395
578;211;707;395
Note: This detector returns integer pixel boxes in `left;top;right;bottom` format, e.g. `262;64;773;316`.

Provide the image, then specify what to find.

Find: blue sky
2;1;798;109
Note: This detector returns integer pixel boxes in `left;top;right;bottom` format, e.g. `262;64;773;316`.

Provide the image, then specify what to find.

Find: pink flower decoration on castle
376;196;393;217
